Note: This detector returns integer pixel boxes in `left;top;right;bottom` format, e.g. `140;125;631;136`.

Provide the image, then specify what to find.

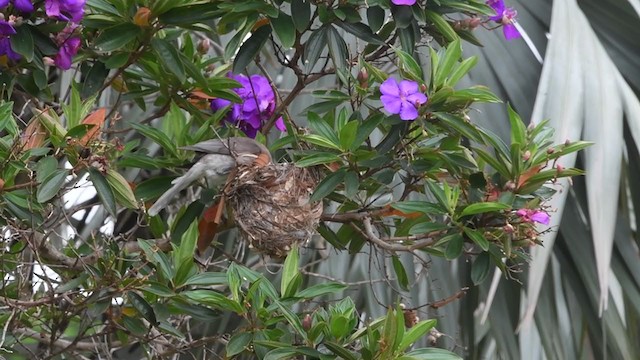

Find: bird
147;137;271;216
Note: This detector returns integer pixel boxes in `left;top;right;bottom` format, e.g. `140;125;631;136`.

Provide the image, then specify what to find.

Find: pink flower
486;0;521;41
516;209;550;225
379;78;427;121
392;0;416;5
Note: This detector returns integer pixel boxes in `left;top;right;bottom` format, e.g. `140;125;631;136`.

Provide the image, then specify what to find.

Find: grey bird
147;137;271;216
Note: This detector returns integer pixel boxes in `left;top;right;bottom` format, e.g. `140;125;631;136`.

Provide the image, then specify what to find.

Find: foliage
0;0;590;359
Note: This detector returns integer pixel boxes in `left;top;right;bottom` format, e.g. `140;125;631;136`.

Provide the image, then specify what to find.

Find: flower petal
398;80;419;95
530;211;550;225
381;95;402;114
380;78;400;97
398;101;419;121
275;117;287;132
14;0;34;13
503;24;521;40
391;0;416;5
407;92;428;106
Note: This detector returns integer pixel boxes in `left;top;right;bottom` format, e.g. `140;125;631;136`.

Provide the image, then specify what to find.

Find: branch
354;217;438;252
12;328;122;351
321;208;388;222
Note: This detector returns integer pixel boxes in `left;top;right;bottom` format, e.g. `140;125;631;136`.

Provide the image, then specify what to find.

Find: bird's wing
180;137;264;156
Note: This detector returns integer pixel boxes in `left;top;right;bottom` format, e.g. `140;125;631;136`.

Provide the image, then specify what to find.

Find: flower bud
565;139;571;146
133;7;152;27
357;67;368;87
556;164;564;172
302;314;312;331
197;39;211;55
522;150;531;161
504;181;516;191
420;84;428;93
0;178;5;192
546;147;555;154
503;223;515;233
527;121;535;131
43;57;55;66
468;17;482;29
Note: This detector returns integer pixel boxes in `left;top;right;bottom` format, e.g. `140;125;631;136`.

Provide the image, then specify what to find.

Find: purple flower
13;0;34;13
0;0;8;8
0;37;20;61
54;36;80;69
210;74;285;138
45;0;86;22
516;209;550;225
0;20;16;36
486;0;521;41
391;0;416;5
379;78;427;121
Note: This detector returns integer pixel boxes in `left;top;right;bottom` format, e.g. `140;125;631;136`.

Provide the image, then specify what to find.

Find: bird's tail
147;164;205;216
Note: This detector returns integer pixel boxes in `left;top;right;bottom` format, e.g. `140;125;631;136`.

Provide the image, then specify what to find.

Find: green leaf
335;21;384;45
307;112;340;146
291;0;311;32
507;103;527;145
263;347;324;360
303;26;328;70
409;222;449;235
396;49;423;81
227;332;252;357
152;38;186;82
295;282;347;299
89;168;117;217
339;121;359;152
434;39;462;88
105;169;138;209
445;233;464;260
81;61;109;98
404;348;463;359
398;319;437;351
425;10;458;42
274;301;307;340
55;273;89;293
233;25;271;73
463;227;490;251
10;25;34;61
130;122;178;157
181;272;227;287
459;202;511;217
0;102;19;136
446;56;478;87
324;341;358;360
392;255;409;291
36;157;58;183
367;6;385;32
183;290;244;313
136;239;175;279
301;134;342;151
471;252;492;285
310;168;346;202
36;169;68;203
326;25;348;70
330;314;351;339
392;200;447;215
127;292;157;326
296;152;341;167
271;12;295;48
95;23;140;52
281;243;300;297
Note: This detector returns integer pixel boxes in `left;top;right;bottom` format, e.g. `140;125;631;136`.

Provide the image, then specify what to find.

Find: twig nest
227;163;322;257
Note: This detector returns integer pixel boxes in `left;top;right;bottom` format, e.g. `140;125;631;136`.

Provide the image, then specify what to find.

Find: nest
227;163;322;257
